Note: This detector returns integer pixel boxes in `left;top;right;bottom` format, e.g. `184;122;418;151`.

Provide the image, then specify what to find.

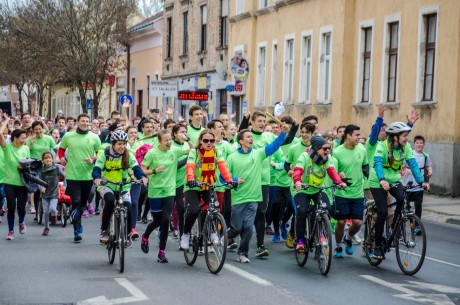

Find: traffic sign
120;94;133;108
86;99;94;110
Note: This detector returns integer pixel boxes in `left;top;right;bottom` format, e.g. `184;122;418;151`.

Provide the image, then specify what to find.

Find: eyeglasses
202;139;215;144
321;146;331;151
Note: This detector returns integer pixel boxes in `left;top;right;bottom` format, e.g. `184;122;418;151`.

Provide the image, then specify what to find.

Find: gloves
229;181;239;189
187;180;198;188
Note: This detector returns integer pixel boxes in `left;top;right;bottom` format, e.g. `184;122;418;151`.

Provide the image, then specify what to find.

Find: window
387;22;398;102
270;43;278;104
200;5;207;51
256;45;267;106
260;0;268;9
166;17;172;58
361;27;372;103
318;31;332;103
236;0;244;15
283;38;294;103
220;0;228;47
423;14;437;101
182;12;188;55
300;34;312;103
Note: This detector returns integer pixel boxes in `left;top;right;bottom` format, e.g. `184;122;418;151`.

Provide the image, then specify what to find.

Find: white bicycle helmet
385;122;412;135
110;130;129;142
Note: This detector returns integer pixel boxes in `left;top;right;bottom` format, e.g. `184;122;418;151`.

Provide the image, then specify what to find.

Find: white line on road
112;278;149;304
399;250;460;268
223;264;272;286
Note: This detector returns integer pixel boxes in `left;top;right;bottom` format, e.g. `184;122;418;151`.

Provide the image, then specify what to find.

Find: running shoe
125;237;133;248
237;255;250;263
99;230;109;244
172;230;179;239
157;250;168;263
30;207;36;214
265;226;275;235
372;247;384;259
87;204;94;215
344;234;354;255
280;223;288;240
6;231;14;240
352;234;363;245
180;233;190;250
414;226;422;236
296;238;305;252
95;208;100;215
74;225;83;242
82;210;89;218
131;228;139;240
256;245;269;257
286;231;294;249
19;223;26;234
334;246;344;258
42;228;49;236
272;232;281;243
141;233;149;253
227;238;238;250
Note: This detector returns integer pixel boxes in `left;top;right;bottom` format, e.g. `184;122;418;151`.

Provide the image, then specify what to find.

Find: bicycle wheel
295;219;308;267
37;199;43;225
118;211;125;273
204;212;227;274
184;218;199;266
395;214;426;275
107;212;116;264
317;214;332;275
60;204;68;227
363;216;382;266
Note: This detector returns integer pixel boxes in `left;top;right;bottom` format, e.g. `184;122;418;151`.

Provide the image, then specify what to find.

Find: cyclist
58;114;102;242
293;136;346;251
0;114;30;240
93;130;147;246
180;129;236;250
140;129;189;263
369;122;429;259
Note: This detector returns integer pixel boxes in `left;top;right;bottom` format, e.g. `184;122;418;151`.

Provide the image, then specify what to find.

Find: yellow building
228;0;460;195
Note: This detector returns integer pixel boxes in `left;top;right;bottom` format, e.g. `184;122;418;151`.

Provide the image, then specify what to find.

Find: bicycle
363;182;427;275
101;178;134;274
295;183;342;276
183;182;234;274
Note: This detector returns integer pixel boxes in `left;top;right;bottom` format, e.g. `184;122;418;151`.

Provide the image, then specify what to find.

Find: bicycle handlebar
196;182;236;190
100;178;139;186
389;182;426;191
300;183;344;191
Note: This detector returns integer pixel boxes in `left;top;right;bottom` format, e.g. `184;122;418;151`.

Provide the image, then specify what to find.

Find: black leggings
223;189;232;228
272;186;291;233
5;184;28;231
406;191;423;219
371;184;404;247
65;180;93;230
174;185;185;236
294;192;331;240
183;190;211;234
144;196;175;251
100;191;132;233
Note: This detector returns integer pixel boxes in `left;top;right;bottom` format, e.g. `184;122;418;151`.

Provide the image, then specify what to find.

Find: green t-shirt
172;140;190;188
0;147;4;183
226;148;267;205
2;144;30;186
184;147;226;192
251;131;276;185
27;135;56;159
131;136;159;151
293;152;332;195
187;125;205;147
60;131;102;181
95;149;138;192
324;155;338;203
364;138;379;189
286;141;310;192
275;137;300;187
369;141;414;188
333;144;368;199
142;147;186;198
214;140;233;188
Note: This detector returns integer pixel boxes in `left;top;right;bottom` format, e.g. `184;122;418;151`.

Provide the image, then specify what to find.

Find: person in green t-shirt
225;124;289;262
93;130;148;247
171;124;194;238
332;125;369;258
1;114;30;240
59;114;102;242
140;130;189;263
27;121;57;216
369;122;429;259
180;129;236;251
292;136;346;251
132;119;156;151
187;105;205;146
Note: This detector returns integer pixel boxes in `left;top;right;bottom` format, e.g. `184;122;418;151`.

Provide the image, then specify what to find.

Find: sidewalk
421;193;460;226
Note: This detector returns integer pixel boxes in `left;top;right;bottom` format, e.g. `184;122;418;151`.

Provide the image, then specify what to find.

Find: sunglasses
202;139;215;144
321;146;331;151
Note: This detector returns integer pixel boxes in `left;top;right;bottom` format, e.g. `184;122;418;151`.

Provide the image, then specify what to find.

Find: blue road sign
86;99;94;110
120;94;133;107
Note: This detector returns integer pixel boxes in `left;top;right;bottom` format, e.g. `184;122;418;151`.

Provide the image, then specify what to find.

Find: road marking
77;278;148;305
224;264;272;286
399;250;460;268
361;275;458;305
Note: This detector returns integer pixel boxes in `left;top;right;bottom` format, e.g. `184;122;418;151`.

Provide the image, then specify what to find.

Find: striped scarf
199;148;216;190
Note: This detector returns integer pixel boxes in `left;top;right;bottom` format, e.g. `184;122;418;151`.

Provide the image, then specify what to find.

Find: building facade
162;0;229;121
228;0;460;195
115;12;164;119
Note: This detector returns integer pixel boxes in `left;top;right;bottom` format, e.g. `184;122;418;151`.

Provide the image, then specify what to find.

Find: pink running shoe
87;204;95;215
19;223;26;234
82;210;89;218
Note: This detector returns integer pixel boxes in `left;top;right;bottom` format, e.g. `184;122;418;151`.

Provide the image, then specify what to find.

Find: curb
446;217;460;226
423;209;460;226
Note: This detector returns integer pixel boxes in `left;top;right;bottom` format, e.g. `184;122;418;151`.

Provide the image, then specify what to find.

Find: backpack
135;144;154;166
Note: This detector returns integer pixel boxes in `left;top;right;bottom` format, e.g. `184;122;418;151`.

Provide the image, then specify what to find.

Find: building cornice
229;11;254;23
161;68;217;80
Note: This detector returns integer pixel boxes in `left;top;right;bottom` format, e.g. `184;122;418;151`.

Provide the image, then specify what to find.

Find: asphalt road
0;214;459;305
